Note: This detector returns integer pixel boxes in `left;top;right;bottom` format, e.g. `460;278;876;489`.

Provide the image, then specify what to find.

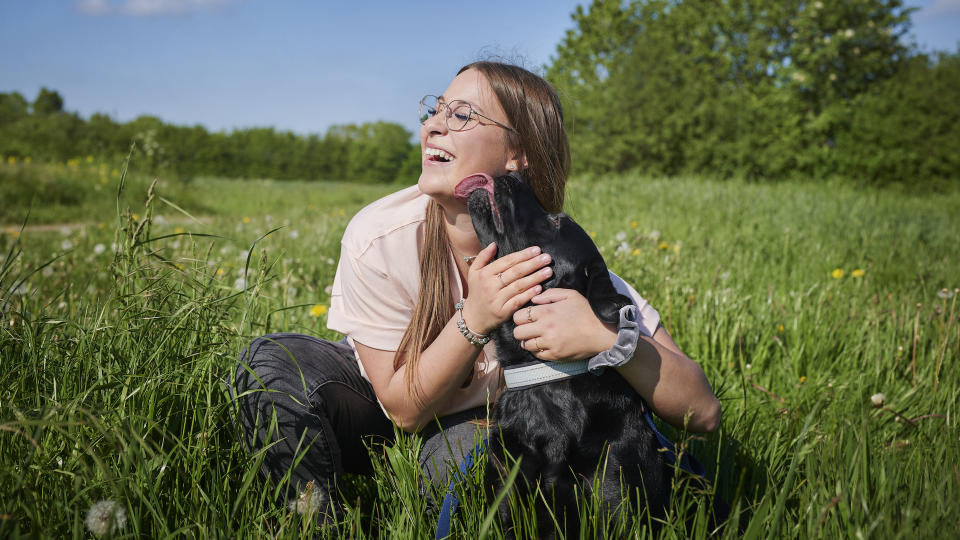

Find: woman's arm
357;243;553;432
511;288;721;433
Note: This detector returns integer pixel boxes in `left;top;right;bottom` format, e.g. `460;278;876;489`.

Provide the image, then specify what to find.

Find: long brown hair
394;62;571;406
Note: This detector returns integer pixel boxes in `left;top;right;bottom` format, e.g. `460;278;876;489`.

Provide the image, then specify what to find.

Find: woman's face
417;69;519;207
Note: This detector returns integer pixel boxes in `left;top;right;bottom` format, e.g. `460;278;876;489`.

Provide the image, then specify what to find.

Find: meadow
1;156;958;538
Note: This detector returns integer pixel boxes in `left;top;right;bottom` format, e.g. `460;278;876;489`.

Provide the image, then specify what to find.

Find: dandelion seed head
745;363;752;370
85;500;127;537
937;288;954;300
871;393;885;408
289;229;300;239
93;243;106;255
234;277;247;290
324;285;333;295
615;231;627;241
60;226;72;236
649;230;661;241
42;266;55;277
289;480;328;516
61;239;74;250
615;242;630;255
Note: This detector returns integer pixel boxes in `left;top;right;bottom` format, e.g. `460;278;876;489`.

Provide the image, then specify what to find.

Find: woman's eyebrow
438;95;484;112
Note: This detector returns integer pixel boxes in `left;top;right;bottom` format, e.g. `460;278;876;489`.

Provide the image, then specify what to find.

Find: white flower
824;35;831;44
154;215;167;224
94;243;106;255
171;240;180;249
813;1;823;9
10;283;28;295
745;363;752;370
615;241;630;255
239;250;249;261
871;393;886;408
326;258;335;265
844;28;854;38
61;239;74;250
288;481;328;516
324;285;333;295
286;287;298;297
829;73;837;81
111;243;118;252
793;72;808;83
649;230;661;241
42;266;54;277
289;229;299;239
937;288;954;300
719;271;731;281
85;500;127;537
234;277;247;290
615;231;627;242
60;226;72;236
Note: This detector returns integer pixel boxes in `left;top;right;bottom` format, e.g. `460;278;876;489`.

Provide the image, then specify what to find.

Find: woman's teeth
425;147;454;162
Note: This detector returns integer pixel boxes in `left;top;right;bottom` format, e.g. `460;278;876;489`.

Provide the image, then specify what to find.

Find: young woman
234;62;720;508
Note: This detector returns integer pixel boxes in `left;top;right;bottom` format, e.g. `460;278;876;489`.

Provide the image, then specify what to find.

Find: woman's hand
460;243;554;335
511;287;618;362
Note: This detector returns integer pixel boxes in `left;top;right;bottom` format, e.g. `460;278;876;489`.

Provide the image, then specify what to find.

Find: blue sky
2;0;958;139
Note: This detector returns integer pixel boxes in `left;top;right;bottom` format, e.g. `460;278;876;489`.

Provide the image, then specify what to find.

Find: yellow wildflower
778;324;784;333
111;168;119;177
831;268;844;279
174;227;185;234
658;241;670;250
6;156;16;165
216;268;224;276
86;155;94;163
98;222;105;229
589;231;597;239
852;269;865;278
799;375;807;383
630;220;638;228
24;157;31;164
672;244;680;253
131;213;140;221
242;217;251;224
632;248;641;256
310;305;328;317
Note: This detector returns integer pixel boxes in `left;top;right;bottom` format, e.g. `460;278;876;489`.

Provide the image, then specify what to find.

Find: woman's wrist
587;305;642;373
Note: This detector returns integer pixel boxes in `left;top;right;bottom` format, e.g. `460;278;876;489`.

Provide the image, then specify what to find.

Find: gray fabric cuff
587;304;642;374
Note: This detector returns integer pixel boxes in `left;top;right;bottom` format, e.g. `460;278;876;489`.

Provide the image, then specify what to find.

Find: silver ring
497;272;506;287
520;339;526;350
526;307;533;323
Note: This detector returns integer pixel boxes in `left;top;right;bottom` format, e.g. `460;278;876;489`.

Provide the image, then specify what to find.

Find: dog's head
454;172;629;325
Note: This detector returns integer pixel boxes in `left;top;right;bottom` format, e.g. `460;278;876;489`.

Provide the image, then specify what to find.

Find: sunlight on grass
1;161;958;537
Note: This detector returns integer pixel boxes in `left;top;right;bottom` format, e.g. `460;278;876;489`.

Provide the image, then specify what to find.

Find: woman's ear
506;152;528;172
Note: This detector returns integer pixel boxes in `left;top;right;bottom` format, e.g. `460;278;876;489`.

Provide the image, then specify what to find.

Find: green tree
33;88;65;116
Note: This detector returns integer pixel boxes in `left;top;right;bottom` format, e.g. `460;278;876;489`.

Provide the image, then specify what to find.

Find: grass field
1;156;958;538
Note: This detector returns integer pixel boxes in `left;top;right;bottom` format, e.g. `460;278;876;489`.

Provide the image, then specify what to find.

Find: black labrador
454;172;673;538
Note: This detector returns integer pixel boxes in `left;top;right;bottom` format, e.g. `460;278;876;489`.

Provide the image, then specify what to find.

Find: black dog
455;172;673;538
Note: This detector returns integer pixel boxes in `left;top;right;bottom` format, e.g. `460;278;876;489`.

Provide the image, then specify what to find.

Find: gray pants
233;333;488;507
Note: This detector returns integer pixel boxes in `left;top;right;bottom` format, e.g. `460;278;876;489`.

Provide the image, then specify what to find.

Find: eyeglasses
419;95;517;133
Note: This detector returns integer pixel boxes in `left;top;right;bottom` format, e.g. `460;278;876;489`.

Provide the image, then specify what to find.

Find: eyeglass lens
419;96;473;131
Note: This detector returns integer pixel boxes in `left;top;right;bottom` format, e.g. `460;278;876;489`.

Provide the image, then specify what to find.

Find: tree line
547;0;959;185
2;0;958;186
0;89;420;184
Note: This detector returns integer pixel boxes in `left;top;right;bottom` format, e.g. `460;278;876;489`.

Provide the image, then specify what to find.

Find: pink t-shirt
327;184;661;417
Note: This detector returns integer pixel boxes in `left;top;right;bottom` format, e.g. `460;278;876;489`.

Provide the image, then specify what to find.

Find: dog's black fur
458;172;672;538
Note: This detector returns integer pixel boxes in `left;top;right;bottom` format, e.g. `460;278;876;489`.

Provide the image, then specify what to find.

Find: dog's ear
584;258;630;325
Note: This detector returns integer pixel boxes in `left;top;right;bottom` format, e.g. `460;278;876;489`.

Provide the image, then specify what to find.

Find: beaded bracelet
455;298;490;347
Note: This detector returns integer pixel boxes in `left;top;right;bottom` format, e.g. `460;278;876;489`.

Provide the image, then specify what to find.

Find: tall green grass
1;159;957;538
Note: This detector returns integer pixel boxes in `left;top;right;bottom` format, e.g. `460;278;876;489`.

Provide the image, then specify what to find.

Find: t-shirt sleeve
327;242;417;351
607;271;660;337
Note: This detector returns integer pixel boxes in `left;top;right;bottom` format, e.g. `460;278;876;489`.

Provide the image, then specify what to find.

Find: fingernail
540;254;551;263
542;267;552;276
534;285;542;293
529;246;541;255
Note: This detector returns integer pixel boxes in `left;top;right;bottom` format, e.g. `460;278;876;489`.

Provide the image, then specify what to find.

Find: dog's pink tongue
453;173;494;204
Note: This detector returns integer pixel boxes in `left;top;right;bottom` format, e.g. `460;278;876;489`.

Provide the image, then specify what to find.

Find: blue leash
435;437;488;539
433;410;704;539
